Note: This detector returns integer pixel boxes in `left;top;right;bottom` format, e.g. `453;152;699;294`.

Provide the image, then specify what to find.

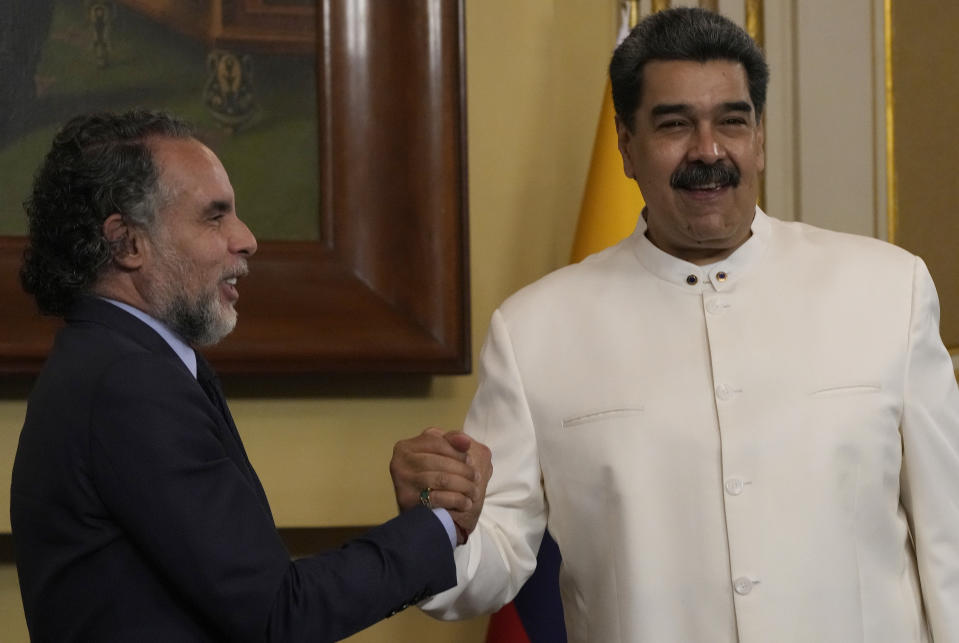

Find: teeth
225;278;237;285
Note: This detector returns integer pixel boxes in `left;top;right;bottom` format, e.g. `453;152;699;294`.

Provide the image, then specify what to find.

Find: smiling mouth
220;270;246;303
222;262;249;287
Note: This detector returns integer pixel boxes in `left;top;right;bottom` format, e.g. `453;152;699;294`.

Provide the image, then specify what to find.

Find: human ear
102;213;144;270
615;115;637;180
755;118;766;173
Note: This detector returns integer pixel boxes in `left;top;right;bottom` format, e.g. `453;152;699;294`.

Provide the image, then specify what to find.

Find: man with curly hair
11;110;491;642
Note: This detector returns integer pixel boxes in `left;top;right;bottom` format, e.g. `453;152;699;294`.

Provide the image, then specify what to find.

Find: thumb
445;431;473;454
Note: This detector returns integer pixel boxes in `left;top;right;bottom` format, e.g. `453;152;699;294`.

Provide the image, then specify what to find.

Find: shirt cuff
432;508;457;548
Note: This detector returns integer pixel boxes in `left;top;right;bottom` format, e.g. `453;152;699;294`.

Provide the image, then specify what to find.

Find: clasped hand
390;428;492;545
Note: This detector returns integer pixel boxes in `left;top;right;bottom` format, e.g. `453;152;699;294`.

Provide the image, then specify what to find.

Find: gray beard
145;239;238;347
156;288;235;347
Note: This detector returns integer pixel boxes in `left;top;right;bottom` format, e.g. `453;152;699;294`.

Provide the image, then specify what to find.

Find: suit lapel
195;354;274;517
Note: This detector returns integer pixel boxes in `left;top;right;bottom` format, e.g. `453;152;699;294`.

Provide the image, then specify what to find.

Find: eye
657;119;688;130
721;116;749;126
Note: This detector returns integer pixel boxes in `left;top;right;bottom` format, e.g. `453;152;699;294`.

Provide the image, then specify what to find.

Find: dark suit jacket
11;297;455;642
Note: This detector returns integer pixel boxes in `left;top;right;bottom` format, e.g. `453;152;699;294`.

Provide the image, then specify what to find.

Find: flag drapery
484;531;565;643
569;1;646;264
569;78;646;263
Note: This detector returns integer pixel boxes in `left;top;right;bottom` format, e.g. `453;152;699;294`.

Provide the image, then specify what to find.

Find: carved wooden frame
0;0;470;375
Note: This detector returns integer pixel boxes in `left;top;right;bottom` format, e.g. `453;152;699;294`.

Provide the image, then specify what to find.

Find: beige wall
0;1;617;640
890;1;959;353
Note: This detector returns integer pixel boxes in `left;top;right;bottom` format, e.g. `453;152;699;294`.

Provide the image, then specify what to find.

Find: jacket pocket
562;407;644;428
809;383;881;398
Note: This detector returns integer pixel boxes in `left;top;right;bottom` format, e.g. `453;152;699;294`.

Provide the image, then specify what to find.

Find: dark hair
20;110;193;316
610;7;769;131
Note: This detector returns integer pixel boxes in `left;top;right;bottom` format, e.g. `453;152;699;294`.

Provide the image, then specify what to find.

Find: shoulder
498;238;641;321
38;313;186;396
770;217;916;267
27;317;198;445
764;216;921;292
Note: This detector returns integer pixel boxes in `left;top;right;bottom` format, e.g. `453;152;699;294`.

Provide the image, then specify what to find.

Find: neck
92;276;154;318
643;230;752;265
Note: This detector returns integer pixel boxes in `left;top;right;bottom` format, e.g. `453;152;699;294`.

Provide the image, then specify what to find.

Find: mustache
222;260;249;281
670;162;741;190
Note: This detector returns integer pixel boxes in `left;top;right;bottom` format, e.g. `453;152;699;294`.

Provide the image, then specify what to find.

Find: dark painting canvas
0;0;319;241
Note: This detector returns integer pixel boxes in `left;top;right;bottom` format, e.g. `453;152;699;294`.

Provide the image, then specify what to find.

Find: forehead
149;137;232;206
150;136;223;180
639;59;752;112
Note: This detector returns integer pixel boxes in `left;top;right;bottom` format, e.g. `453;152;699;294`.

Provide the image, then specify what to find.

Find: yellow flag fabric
569;79;645;263
569;2;646;265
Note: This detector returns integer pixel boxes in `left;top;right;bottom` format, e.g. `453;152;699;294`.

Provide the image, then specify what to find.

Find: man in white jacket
391;8;959;641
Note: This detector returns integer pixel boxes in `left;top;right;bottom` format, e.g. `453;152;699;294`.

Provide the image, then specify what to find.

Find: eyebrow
722;101;754;114
650;101;754;117
202;200;232;215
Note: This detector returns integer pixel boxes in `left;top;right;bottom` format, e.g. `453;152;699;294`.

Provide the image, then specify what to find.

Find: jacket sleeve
898;257;959;639
90;355;455;642
420;308;548;619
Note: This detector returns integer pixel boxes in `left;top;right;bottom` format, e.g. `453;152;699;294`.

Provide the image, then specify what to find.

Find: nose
687;125;725;165
230;216;258;257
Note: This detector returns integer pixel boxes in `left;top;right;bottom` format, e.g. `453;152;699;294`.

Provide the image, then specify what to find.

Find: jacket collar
628;206;771;293
66;296;185;368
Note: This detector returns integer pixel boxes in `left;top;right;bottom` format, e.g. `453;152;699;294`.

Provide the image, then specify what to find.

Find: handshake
390;428;493;545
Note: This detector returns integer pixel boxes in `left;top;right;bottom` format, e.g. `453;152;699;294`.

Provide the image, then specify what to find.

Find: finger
392;452;478;483
425;489;474;513
395;432;470;462
448;510;478;535
397;469;480;500
444;431;473;454
395;478;451;512
473;442;493;480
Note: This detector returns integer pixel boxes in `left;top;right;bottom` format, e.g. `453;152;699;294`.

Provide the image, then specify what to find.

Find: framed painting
0;0;470;374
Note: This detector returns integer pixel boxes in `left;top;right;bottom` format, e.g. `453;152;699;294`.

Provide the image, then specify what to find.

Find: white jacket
422;209;959;642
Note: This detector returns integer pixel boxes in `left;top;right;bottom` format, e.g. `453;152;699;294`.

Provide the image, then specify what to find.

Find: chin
688;225;734;243
214;309;238;339
193;307;238;347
